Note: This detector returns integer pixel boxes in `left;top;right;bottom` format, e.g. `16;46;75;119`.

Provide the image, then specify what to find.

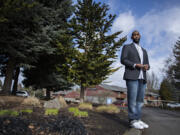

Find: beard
133;38;140;44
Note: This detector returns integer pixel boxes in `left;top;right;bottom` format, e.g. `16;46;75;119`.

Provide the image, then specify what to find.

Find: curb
123;128;143;135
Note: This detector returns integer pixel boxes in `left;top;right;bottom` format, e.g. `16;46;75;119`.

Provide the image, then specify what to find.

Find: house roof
64;85;117;98
86;89;117;97
100;84;127;92
64;91;80;98
63;84;128;99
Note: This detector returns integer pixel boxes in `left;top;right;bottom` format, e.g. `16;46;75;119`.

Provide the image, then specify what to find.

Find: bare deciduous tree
147;71;159;92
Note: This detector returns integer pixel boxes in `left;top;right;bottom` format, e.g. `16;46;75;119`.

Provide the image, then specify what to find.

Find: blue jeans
126;79;146;121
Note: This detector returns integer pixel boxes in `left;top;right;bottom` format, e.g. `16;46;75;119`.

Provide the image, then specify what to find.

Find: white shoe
138;120;149;128
130;120;144;129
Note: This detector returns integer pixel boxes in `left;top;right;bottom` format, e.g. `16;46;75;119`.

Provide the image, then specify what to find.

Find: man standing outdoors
121;30;150;129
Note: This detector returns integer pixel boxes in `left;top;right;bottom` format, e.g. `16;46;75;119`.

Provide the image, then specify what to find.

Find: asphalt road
142;107;180;135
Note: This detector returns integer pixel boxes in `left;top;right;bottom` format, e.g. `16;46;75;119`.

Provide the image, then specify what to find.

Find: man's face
132;31;141;43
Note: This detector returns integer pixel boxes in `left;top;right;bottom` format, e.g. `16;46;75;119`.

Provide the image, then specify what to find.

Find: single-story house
59;84;128;105
52;84;160;106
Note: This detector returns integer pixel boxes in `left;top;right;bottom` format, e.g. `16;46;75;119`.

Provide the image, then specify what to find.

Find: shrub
20;109;33;114
96;104;120;113
54;115;87;135
0;99;5;106
78;103;93;110
0;110;19;116
21;97;41;107
0;117;32;135
68;107;88;117
68;107;79;113
45;108;59;115
57;96;67;108
34;89;44;99
74;111;88;117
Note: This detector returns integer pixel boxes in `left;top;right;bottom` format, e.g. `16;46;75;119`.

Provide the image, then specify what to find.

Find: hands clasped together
135;64;149;71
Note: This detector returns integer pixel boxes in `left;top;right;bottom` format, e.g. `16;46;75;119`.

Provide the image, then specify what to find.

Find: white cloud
138;7;180;48
104;60;126;87
112;11;135;36
106;7;180;88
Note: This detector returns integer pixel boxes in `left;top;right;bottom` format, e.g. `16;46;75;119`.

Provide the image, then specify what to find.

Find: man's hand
143;64;149;70
135;64;149;70
135;64;144;68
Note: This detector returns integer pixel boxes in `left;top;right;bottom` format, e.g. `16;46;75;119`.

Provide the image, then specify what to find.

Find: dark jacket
120;43;150;82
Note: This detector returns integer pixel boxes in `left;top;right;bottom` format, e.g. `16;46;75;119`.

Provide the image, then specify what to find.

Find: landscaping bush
21;97;41;107
96;104;120;113
0;99;5;106
34;90;44;99
0;110;19;116
57;96;67;108
45;109;59;115
74;110;88;117
68;107;79;113
53;115;87;135
78;103;93;110
20;109;33;114
68;107;88;117
0;114;87;135
0;117;32;135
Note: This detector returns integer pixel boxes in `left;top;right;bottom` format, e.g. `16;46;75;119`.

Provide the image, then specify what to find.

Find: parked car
16;90;29;97
167;103;180;108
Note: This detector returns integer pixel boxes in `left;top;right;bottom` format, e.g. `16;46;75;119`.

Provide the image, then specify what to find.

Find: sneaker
130;120;144;129
138;120;149;128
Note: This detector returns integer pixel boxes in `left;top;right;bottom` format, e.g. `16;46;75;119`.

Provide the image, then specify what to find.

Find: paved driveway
142;107;180;135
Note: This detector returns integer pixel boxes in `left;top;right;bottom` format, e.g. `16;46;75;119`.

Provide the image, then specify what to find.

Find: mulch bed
0;96;129;135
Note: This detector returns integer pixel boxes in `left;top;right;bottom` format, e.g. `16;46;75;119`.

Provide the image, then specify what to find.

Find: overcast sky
73;0;180;88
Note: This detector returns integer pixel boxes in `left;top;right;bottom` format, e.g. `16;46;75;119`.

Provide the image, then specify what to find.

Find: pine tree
159;79;173;101
0;0;48;94
23;34;75;99
172;38;180;90
165;38;180;101
23;0;75;99
0;0;74;94
69;0;126;102
0;79;2;89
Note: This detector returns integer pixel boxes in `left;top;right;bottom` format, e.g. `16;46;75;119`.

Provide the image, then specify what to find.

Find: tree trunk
12;67;20;95
80;86;85;103
46;89;51;100
2;58;15;95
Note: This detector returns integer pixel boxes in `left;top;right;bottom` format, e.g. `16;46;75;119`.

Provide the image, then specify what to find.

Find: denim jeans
126;79;146;121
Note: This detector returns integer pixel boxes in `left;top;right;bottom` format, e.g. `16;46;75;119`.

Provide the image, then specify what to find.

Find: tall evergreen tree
172;38;180;90
0;0;51;94
159;79;173;101
23;34;75;99
165;38;180;101
0;79;2;89
69;0;126;102
23;0;75;99
0;0;74;94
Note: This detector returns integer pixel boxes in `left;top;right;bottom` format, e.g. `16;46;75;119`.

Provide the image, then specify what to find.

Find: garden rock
44;98;62;109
